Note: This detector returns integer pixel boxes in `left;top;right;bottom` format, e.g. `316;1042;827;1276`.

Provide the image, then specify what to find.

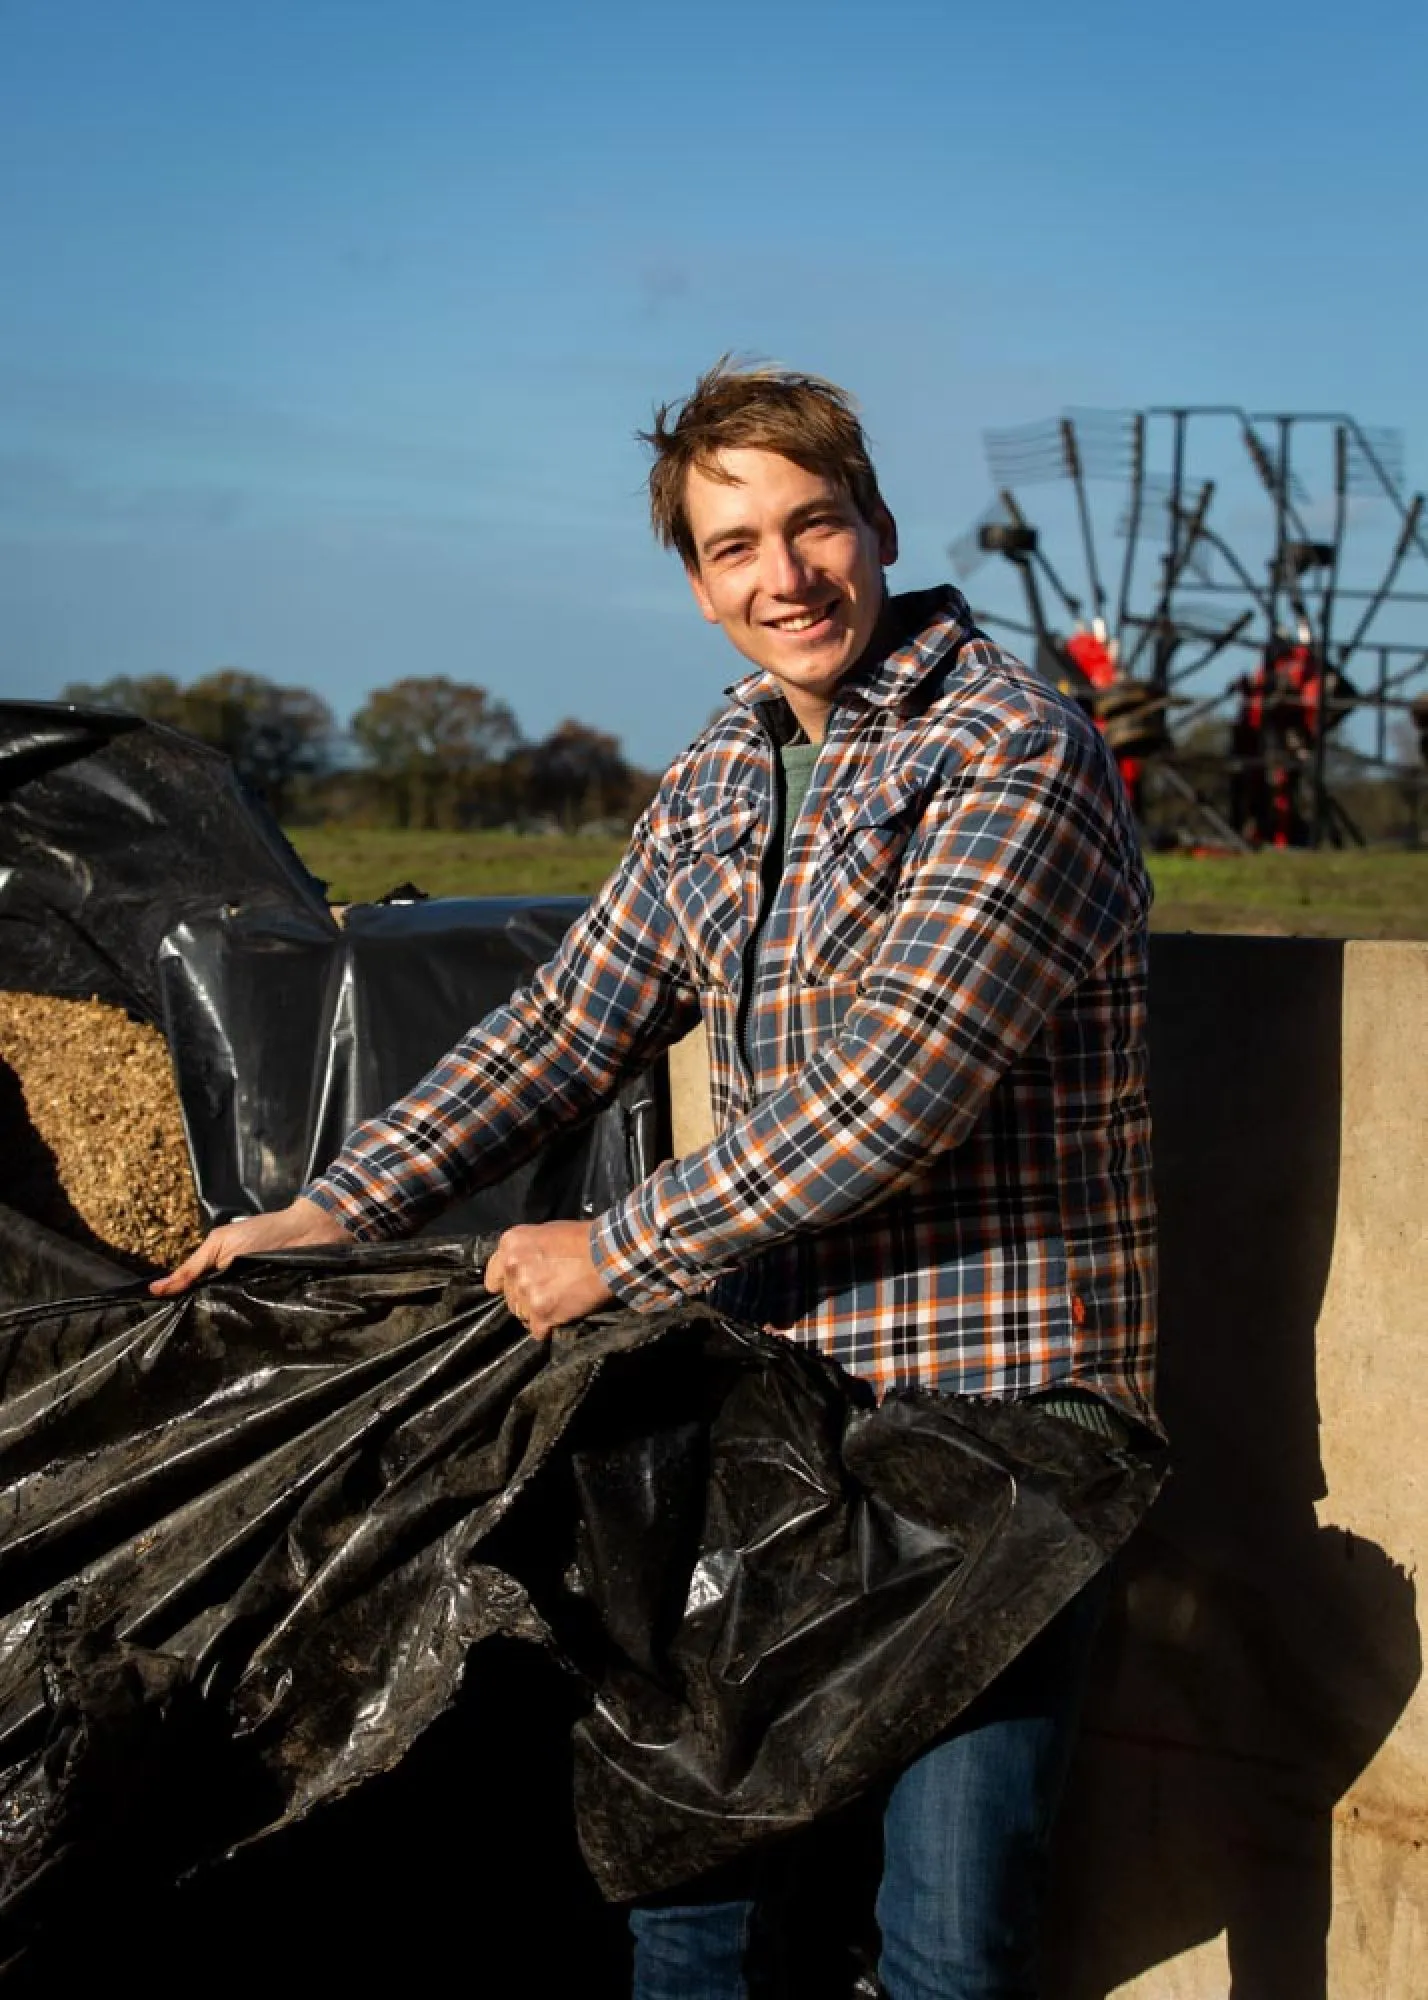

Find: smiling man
157;360;1158;2000
680;443;898;733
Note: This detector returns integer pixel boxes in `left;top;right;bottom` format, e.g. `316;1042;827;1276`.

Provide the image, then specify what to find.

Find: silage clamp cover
0;1240;1162;1960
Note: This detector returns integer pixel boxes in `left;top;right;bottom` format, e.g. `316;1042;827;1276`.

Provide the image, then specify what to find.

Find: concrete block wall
667;937;1428;1999
1046;938;1426;1999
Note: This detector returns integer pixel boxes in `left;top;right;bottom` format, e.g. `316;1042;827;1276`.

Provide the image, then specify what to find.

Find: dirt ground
0;991;204;1272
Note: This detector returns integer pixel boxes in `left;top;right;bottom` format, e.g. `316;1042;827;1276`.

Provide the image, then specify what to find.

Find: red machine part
1231;643;1327;847
1064;628;1120;690
1066;629;1143;810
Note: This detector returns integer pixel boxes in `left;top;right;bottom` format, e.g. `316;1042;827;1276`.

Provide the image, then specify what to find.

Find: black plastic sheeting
156;895;662;1235
0;1241;1163;1987
0;701;331;1025
0;1204;131;1310
0;703;662;1292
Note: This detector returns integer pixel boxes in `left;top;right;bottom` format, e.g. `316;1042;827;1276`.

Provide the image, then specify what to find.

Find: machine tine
1115;414;1147;639
1062;419;1108;624
1169;610;1257;687
1337;495;1425;663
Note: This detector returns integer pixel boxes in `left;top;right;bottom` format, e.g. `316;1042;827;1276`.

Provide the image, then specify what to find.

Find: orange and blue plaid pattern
307;588;1158;1429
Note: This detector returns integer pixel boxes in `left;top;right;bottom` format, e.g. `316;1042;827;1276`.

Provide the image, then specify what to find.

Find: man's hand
484;1220;615;1339
149;1196;353;1297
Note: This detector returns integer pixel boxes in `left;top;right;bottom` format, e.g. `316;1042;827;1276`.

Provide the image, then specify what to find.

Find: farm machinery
951;406;1428;849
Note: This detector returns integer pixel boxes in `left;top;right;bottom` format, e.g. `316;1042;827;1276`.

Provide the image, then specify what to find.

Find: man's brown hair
641;357;887;568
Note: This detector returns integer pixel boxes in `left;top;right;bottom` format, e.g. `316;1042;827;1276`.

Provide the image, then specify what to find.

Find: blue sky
3;0;1426;768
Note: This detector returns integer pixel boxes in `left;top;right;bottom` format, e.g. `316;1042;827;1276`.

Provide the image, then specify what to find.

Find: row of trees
62;670;660;832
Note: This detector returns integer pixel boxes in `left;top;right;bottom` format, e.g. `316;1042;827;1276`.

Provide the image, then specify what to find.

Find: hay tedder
951;407;1428;849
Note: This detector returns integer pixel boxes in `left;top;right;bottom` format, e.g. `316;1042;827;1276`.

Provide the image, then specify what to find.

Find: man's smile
765;602;839;635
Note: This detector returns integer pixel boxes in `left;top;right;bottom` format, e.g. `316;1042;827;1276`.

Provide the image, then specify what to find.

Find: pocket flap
659;794;761;858
820;773;924;842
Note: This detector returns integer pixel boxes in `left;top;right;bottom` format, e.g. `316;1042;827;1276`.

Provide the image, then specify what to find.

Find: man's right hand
149;1196;354;1297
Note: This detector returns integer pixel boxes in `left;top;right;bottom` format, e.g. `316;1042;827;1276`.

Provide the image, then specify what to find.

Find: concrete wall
667;937;1428;1999
1046;938;1426;1999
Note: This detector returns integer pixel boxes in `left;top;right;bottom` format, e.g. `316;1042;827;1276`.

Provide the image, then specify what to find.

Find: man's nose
760;535;813;597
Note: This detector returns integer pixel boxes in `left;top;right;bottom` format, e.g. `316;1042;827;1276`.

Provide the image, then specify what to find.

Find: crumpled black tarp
0;1241;1163;1983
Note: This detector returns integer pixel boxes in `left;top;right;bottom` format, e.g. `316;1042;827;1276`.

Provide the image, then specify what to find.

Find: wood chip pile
0;991;204;1272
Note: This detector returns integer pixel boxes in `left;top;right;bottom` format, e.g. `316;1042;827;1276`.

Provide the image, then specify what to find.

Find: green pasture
290;827;1428;940
1146;850;1428;938
293;828;630;905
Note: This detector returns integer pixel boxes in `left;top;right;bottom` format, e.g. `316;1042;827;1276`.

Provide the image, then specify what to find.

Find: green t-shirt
778;740;820;865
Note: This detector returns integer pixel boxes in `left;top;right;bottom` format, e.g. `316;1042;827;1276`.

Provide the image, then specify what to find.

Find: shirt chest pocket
797;777;922;984
660;796;761;991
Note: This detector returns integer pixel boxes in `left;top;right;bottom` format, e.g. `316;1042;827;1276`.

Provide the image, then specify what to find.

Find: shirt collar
724;585;976;718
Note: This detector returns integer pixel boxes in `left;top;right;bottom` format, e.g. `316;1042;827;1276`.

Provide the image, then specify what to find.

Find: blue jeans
628;1572;1108;2000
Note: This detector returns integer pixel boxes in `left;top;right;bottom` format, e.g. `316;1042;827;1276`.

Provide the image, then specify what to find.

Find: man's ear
875;504;899;568
685;561;720;624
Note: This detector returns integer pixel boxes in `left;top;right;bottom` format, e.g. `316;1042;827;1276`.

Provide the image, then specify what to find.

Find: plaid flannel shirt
307;587;1158;1428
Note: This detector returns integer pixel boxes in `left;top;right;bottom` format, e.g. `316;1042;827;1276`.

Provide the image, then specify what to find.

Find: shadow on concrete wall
1044;937;1421;2000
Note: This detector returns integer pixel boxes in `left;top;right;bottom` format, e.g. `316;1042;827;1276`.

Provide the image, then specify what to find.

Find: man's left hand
484;1220;616;1338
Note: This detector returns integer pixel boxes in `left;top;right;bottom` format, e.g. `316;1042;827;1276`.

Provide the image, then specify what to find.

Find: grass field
1146;849;1428;938
289;826;1428;940
292;827;631;904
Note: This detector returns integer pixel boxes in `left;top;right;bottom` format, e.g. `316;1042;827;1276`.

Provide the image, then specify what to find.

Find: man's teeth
774;609;830;631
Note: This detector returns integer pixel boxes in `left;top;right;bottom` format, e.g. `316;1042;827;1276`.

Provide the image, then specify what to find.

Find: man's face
682;448;897;738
